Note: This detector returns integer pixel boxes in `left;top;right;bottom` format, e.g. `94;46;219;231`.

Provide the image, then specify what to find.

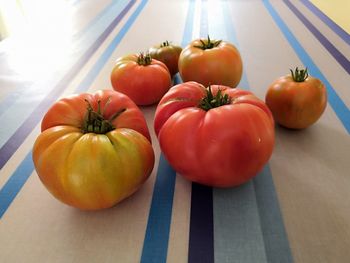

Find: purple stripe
0;0;136;170
301;0;350;45
188;184;214;263
284;0;350;74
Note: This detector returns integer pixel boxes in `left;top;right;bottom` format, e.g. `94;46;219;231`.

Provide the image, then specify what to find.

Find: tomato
178;36;243;88
148;41;182;76
33;90;155;210
110;53;172;106
154;82;274;187
265;67;327;129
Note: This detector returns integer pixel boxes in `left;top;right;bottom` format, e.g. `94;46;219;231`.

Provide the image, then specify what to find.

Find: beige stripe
166;175;192;263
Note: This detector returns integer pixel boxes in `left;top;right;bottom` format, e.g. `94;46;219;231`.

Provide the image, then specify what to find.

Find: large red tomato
154;82;274;187
148;41;182;76
178;36;243;88
33;90;154;210
110;53;171;106
265;68;327;129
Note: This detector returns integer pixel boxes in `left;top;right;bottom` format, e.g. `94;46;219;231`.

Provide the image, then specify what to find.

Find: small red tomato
178;36;243;88
111;53;172;106
265;67;327;129
148;41;182;76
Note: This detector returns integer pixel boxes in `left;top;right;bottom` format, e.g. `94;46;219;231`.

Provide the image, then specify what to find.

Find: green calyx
137;52;152;66
160;40;171;47
290;67;309;82
198;86;231;111
82;98;126;134
194;35;222;50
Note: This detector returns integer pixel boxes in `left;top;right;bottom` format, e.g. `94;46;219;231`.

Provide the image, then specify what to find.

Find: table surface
0;0;349;262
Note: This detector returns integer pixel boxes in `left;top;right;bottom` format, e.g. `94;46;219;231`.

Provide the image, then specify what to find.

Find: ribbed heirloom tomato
33;90;155;210
154;82;275;187
178;36;243;88
110;53;171;106
148;40;182;76
265;67;327;129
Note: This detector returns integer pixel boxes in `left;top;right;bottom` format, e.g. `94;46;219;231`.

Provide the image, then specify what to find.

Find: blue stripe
140;1;196;261
263;0;350;134
284;0;350;74
0;151;33;218
140;155;177;263
74;0;147;93
301;0;350;45
0;0;147;219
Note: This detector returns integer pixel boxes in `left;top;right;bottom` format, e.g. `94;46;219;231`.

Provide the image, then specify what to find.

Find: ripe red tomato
110;53;172;106
33;90;155;210
178;36;243;88
148;41;182;76
265;68;327;129
154;82;274;187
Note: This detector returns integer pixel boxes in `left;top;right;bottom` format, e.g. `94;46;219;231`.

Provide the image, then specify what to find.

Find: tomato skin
148;42;182;76
265;74;327;129
155;82;274;187
110;54;172;106
178;38;243;88
34;90;154;210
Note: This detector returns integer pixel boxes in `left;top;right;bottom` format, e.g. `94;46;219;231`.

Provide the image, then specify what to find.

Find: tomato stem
82;99;125;134
198;86;231;111
137;52;152;66
160;40;170;47
194;35;222;50
290;67;309;82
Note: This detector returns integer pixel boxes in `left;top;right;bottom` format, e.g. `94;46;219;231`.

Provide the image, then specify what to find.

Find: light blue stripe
220;0;250;90
253;165;293;263
140;1;196;262
200;0;208;38
0;0;147;219
211;1;268;262
214;182;268;263
0;0;131;149
181;0;196;47
263;0;350;134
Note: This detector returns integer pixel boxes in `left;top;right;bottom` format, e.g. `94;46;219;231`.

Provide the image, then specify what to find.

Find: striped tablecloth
0;0;349;262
